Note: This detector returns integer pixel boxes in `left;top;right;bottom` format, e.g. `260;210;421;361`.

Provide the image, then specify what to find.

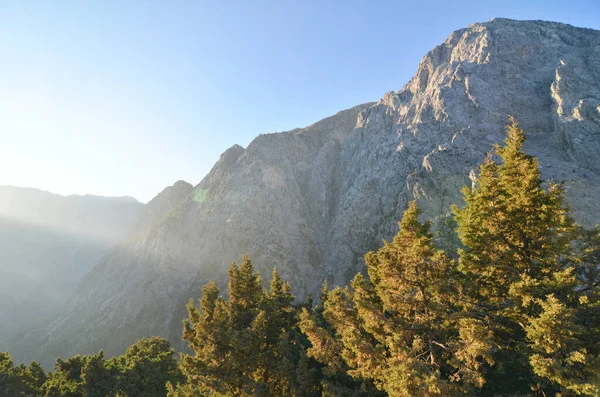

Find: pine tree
81;351;113;397
179;278;235;395
43;355;88;397
21;360;48;396
455;118;574;305
453;118;600;396
0;352;20;397
300;202;493;397
176;256;317;396
110;337;182;397
256;267;299;395
0;352;48;396
525;225;600;396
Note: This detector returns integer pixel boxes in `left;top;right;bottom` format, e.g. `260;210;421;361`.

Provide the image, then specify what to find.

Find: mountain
0;186;143;343
9;18;600;367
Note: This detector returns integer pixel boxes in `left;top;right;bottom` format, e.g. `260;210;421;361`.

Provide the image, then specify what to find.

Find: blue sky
1;0;598;203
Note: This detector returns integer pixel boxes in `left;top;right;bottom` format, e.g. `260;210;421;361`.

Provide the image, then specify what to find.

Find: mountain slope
11;18;600;366
0;186;143;343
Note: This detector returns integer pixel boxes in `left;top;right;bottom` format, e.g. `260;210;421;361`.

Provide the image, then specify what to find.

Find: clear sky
0;0;598;203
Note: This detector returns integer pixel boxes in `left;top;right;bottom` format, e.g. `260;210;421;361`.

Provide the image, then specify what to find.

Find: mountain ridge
8;18;600;367
0;186;144;344
0;184;141;203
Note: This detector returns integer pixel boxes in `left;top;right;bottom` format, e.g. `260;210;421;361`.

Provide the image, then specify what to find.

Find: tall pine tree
175;256;320;396
300;201;493;397
454;118;600;396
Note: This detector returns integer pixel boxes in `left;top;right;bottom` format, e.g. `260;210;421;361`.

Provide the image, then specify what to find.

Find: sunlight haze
1;0;598;202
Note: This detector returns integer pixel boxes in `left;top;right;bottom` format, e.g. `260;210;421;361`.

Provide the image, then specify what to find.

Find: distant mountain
9;18;600;367
0;186;143;343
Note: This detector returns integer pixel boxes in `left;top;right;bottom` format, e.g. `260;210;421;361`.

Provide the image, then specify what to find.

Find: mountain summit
10;18;600;366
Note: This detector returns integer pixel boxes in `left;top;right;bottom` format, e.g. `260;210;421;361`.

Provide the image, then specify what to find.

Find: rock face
10;18;600;366
0;186;143;343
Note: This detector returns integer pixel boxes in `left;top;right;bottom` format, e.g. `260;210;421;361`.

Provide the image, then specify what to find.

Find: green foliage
43;355;90;397
0;352;47;396
1;338;179;397
453;118;600;396
454;119;574;305
166;381;209;396
526;295;600;396
109;337;183;397
300;202;493;397
175;256;321;396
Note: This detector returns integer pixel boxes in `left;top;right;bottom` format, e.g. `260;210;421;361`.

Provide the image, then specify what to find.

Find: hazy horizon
1;0;599;203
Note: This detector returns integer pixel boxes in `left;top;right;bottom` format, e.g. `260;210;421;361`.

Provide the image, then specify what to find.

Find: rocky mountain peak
10;19;600;367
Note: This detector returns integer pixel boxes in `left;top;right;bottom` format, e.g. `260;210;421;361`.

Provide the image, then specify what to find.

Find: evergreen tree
0;352;48;396
525;225;600;396
38;339;179;397
176;256;318;396
454;118;600;396
110;337;182;397
81;351;113;397
0;352;23;397
19;360;48;396
43;355;88;397
300;202;493;397
42;352;116;397
298;282;388;397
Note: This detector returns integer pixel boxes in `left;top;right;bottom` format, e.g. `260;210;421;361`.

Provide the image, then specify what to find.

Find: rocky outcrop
10;18;600;366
